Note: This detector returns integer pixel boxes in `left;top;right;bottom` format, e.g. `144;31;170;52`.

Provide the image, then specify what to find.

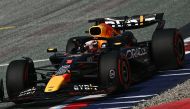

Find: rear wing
88;13;165;31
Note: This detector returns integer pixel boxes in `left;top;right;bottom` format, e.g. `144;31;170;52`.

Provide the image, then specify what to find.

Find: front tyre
6;58;37;103
99;51;131;93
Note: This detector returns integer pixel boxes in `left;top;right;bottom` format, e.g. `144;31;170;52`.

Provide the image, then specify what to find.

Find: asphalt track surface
0;0;190;109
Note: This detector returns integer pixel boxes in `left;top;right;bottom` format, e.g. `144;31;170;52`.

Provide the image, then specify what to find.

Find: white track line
49;105;67;109
0;58;49;67
186;51;190;54
115;94;158;99
184;37;190;43
159;68;190;72
93;100;146;105
100;106;132;109
0;63;9;67
159;72;190;77
33;59;49;63
77;94;107;100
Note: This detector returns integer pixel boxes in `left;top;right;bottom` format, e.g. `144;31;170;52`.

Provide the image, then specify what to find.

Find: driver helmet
89;23;120;48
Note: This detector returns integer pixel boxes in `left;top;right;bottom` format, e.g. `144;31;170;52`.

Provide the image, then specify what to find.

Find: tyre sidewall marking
109;69;116;79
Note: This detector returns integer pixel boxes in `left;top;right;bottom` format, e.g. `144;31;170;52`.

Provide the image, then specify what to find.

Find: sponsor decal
68;54;82;57
18;87;36;97
104;15;157;28
105;18;124;27
126;48;147;59
56;65;70;75
125;18;138;26
73;84;98;91
109;69;116;79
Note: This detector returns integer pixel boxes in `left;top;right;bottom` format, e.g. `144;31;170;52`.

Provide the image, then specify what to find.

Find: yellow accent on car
48;48;54;51
140;16;144;26
47;48;57;52
44;75;65;92
114;42;122;45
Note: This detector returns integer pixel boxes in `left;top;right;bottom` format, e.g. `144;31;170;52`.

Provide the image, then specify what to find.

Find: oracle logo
126;48;147;59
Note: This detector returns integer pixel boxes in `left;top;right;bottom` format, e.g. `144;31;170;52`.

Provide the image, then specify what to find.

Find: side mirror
47;48;57;53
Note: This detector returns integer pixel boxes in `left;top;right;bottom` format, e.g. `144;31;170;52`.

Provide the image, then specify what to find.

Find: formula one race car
0;13;185;104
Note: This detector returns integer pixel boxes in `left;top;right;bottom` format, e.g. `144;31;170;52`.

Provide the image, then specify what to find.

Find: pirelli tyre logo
73;84;98;91
126;48;147;59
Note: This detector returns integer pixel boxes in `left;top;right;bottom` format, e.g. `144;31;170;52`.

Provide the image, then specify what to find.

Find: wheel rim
177;39;184;59
174;33;185;65
118;58;131;89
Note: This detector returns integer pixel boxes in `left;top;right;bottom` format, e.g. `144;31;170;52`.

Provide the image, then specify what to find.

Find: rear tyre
99;51;131;93
6;58;37;103
151;28;185;70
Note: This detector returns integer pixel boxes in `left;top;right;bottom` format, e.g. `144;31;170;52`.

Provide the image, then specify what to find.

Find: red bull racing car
0;13;185;104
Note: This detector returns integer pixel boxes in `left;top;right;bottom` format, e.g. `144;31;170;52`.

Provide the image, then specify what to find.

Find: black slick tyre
151;28;185;70
99;51;131;93
6;58;37;103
